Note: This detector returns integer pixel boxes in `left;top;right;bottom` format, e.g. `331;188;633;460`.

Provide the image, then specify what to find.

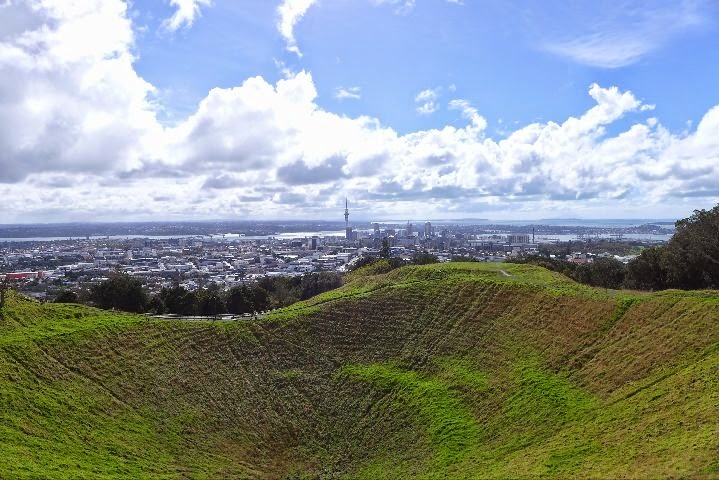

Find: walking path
149;312;270;322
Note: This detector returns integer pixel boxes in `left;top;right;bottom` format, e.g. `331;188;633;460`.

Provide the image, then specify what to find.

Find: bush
450;256;478;262
508;256;626;289
350;256;380;272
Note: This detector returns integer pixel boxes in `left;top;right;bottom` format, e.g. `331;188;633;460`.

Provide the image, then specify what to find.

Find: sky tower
344;198;349;228
344;198;353;241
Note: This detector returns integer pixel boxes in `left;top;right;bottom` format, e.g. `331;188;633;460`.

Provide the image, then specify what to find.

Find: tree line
56;271;343;315
510;205;719;290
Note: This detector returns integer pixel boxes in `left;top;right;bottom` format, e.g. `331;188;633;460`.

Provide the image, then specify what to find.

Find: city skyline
1;1;719;223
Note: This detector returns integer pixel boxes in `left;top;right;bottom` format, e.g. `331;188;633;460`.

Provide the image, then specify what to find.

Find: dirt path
499;269;512;277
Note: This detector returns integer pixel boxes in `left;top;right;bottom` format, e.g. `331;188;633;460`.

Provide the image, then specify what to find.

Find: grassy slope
1;262;718;479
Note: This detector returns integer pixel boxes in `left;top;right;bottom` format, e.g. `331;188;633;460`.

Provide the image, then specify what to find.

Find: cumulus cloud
0;0;161;183
415;88;441;115
276;156;347;184
1;0;719;223
202;173;246;189
276;0;317;56
163;0;212;31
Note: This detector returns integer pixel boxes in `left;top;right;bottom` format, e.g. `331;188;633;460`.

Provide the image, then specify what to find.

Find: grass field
1;262;718;478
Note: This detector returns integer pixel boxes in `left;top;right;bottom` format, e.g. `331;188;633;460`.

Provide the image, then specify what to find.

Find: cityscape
1;200;674;302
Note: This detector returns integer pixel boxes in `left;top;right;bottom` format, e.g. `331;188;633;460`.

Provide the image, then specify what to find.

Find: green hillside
1;262;718;479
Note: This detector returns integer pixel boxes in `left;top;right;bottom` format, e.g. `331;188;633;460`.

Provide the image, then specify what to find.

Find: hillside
1;262;718;479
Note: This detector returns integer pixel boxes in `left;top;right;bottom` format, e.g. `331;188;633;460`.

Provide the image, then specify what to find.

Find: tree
623;204;719;290
146;294;166;314
571;263;593;285
663;206;719;289
411;251;439;265
299;272;342;300
197;289;226;317
226;285;252;314
53;289;78;303
623;247;667;291
89;273;148;313
226;284;271;314
587;257;626;289
568;258;626;289
160;286;197;316
248;286;270;312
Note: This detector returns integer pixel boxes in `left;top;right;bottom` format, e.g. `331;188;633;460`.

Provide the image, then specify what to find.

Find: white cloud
415;88;441;115
335;86;362;100
0;0;161;183
276;0;317;56
448;99;487;130
370;0;416;15
275;0;427;55
163;0;212;31
540;1;705;68
1;0;719;222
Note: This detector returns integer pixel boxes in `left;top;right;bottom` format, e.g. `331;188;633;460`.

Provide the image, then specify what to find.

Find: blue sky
1;0;718;222
132;0;719;134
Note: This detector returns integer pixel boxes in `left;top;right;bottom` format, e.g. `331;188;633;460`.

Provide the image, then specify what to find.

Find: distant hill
1;262;718;479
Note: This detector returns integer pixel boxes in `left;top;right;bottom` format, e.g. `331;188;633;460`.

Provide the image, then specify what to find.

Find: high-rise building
424;221;432;238
406;221;413;236
373;223;380;236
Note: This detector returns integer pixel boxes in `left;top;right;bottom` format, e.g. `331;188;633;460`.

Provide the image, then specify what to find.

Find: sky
1;0;718;223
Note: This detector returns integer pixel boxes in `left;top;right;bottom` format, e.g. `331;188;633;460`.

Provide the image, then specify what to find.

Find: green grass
343;350;719;479
1;263;718;479
342;362;482;465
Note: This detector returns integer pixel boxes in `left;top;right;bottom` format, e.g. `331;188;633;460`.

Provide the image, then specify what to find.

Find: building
0;271;44;280
508;234;531;244
424;221;432;238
